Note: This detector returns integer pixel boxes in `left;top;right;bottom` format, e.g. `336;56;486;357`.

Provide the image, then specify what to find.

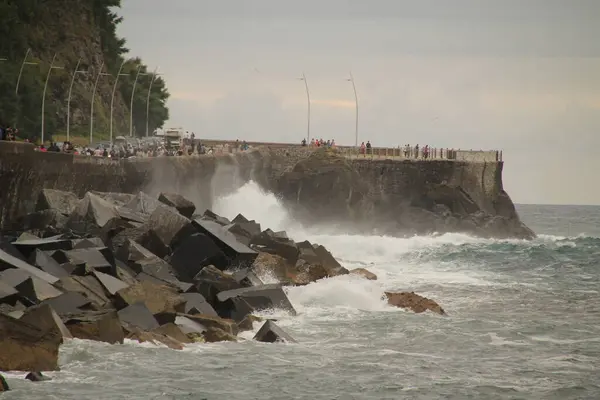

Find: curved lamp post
89;61;111;145
297;72;311;143
346;71;359;147
16;48;38;95
41;54;64;144
145;67;162;137
109;58;129;143
129;64;149;137
66;58;88;141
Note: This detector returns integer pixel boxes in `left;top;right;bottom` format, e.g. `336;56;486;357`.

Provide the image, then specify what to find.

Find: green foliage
0;0;169;142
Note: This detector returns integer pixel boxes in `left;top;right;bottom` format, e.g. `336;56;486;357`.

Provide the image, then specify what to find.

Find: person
301;138;307;147
360;141;366;155
366;140;372;155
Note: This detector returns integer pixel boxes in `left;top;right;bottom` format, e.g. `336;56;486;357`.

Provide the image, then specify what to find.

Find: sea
3;182;599;400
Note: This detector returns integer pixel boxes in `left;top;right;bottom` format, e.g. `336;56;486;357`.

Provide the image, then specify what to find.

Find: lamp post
297;72;311;143
41;53;64;144
66;58;87;141
16;48;38;95
129;64;148;137
89;61;110;145
145;67;162;137
109;58;129;143
346;71;359;147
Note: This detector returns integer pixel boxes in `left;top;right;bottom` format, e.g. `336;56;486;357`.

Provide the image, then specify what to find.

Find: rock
158;192;196;218
0;269;62;303
178;292;218;317
217;284;297;320
114;280;185;315
25;372;52;382
72;237;106;249
350;268;377;280
114;206;149;224
0;313;61;371
53;276;110;309
146;205;197;251
0;373;8;391
203;327;237;342
224;222;259;246
0;280;19;304
169;233;229;280
201;210;231;226
232;268;264;287
67;192;120;232
28;249;70;278
64;310;124;344
117;302;160;331
180;313;239;336
15;209;68;235
312;244;349;277
36;189;79;216
62;247;115;275
251;252;327;286
10;236;73;261
237;314;263;332
192;219;258;269
193;265;244;310
175;315;207;337
90;191;136;206
125;191;165;215
384;291;446;315
152;323;192;344
254;320;296;343
115;239;158;263
250;230;300;264
20;304;73;340
125;327;183;350
92;270;129;295
41;292;92;316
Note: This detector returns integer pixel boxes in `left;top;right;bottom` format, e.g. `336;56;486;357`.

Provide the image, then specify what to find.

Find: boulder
125;192;165;215
117;302;160;331
0;374;8;391
125;327;183;350
312;244;349;277
253;320;296;343
175;315;208;337
384;292;446;315
224;222;260;246
0;269;62;303
90;191;136;206
41;292;93;316
67;192;120;232
35;189;79;216
72;237;105;250
193;265;244;309
10;236;73;261
28;249;70;278
20;304;73;340
115;239;158;264
158;192;196;218
0;280;19;305
64;310;124;344
179;313;239;336
237;314;263;332
0;313;61;371
169;233;229;280
146;205;197;251
192;219;258;269
62;247;116;275
25;372;51;382
203;327;237;342
350;268;377;280
251;252;327;286
115;281;185;315
92;270;129;295
14;209;68;235
217;284;297;320
232;268;264;287
152;323;192;344
201;210;231;226
250;230;300;264
53;276;110;309
178;292;218;317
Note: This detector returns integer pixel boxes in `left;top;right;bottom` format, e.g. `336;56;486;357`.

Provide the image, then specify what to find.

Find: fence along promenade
199;139;503;162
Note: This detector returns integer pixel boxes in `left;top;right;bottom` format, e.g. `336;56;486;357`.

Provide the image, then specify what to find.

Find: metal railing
336;146;502;162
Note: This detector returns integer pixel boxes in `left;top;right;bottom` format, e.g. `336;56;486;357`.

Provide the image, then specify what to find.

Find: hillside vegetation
0;0;169;143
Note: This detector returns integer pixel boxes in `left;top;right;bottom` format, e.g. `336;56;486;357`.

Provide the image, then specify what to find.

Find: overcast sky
117;0;600;205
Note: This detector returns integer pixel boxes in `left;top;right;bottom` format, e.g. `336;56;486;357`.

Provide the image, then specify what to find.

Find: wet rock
384;291;446;315
180;313;239;336
203;327;237;342
64;310;124;344
0;313;61;371
201;210;231;226
158;192;196;218
125;327;183;350
193;265;244;309
175;315;207;337
0;269;62;303
250;230;300;264
67;192;120;232
25;372;51;382
146;205;197;251
193;219;258;269
217;284;297;319
350;268;377;280
232;268;264;287
153;322;192;344
178;292;218;317
36;189;79;216
237;314;263;332
169;233;229;280
20;304;73;340
92;270;129;295
41;291;93;316
118;302;160;331
254;320;296;343
251;252;327;286
312;244;349;277
0;373;8;391
115;281;184;315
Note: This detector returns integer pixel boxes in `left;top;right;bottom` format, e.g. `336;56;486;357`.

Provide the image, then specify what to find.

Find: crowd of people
301;138;337;148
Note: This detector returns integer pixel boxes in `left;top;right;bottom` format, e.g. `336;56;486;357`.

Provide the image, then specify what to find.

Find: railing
336;146;502;162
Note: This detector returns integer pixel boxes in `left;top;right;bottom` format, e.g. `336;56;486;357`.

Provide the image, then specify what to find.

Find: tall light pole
90;61;110;145
346;71;359;147
129;64;148;137
109;58;129;143
297;72;311;142
146;67;162;137
16;48;38;95
41;54;64;144
66;58;87;141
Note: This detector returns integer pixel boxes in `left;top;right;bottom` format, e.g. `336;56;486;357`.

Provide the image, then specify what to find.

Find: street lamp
41;53;64;144
130;64;149;137
297;72;311;143
145;67;162;137
66;58;88;141
90;61;110;145
16;48;38;95
346;71;359;147
109;58;129;143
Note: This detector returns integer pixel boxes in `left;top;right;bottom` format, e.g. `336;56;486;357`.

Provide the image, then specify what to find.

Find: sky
117;0;600;205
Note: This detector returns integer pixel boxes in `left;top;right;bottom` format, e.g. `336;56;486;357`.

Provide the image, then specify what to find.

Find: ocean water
3;183;600;399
